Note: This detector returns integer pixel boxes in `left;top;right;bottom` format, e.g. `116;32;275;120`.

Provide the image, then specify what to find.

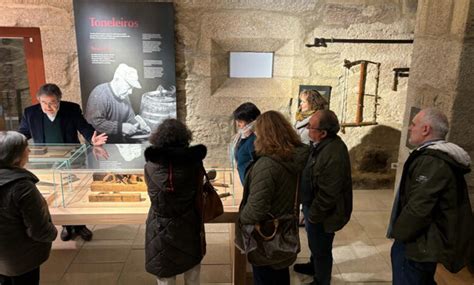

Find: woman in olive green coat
238;111;309;285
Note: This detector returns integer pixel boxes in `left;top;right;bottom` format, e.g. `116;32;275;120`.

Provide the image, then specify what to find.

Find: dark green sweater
43;114;63;143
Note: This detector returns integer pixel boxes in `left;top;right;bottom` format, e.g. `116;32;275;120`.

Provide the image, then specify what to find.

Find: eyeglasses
40;101;59;108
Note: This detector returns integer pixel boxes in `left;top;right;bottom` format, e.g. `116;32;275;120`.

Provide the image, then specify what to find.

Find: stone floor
39;190;474;284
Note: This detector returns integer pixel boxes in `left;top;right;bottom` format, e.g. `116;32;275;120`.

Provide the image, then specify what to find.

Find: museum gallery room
0;0;473;284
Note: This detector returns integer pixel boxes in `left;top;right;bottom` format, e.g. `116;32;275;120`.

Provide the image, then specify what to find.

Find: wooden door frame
0;27;46;104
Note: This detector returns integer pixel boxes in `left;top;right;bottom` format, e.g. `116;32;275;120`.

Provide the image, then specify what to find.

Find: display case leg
230;223;246;285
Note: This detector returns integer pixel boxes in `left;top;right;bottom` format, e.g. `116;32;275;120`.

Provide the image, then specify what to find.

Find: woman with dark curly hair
295;90;328;145
238;111;309;285
144;119;206;285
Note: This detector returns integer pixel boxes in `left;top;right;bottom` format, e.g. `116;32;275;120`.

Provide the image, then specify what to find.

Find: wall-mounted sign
73;1;176;143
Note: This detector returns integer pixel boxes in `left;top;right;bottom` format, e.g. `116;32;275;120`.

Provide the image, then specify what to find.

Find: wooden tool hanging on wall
340;59;381;132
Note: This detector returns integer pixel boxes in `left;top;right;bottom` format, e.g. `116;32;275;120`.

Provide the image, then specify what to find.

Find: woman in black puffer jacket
144;119;206;285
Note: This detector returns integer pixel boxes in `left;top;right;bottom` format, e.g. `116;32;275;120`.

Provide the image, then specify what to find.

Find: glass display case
26;144;87;207
52;144;238;209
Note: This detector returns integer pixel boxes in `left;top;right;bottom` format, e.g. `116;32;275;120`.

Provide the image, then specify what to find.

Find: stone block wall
397;0;474;204
0;38;30;129
0;0;417;188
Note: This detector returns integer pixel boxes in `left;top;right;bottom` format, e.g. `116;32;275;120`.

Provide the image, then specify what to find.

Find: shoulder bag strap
293;174;300;218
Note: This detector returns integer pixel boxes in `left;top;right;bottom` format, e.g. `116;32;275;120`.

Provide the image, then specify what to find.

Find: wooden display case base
88;193;142;202
90;181;147;192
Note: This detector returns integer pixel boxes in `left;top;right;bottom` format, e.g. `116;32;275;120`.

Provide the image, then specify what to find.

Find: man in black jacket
18;83;107;242
294;110;353;285
387;108;473;284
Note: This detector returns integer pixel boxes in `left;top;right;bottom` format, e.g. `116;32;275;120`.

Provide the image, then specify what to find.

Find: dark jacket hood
0;168;38;187
266;144;310;175
144;144;207;164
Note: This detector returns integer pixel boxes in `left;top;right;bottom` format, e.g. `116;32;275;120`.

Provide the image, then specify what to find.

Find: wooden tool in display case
29;145;81;159
88;173;146;203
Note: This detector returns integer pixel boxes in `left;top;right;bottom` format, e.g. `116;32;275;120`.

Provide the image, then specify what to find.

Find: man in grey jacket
387;108;473;284
294;110;353;285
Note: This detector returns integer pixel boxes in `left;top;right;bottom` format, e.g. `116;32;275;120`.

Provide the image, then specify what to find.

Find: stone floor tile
200;265;232;283
370;238;393;267
118;272;157;285
352;211;391;239
334;218;372;245
373;190;396;209
41;249;79;282
335;242;392;282
202;243;231;264
74;240;133;263
82;239;134;248
353;191;390;211
132;224;145;249
92;224;140;240
61;263;123;285
122;249;145;272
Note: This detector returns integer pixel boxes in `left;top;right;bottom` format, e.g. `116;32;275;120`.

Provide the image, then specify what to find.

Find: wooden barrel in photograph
139;85;176;131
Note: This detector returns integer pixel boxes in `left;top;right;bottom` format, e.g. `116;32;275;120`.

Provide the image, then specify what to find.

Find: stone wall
0;0;418;188
396;0;474;204
0;38;30;130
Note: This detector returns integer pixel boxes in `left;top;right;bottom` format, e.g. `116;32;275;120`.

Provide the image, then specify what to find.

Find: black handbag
196;164;224;223
236;175;300;266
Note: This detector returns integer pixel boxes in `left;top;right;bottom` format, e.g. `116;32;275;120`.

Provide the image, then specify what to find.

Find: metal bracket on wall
305;38;414;48
392;68;409;91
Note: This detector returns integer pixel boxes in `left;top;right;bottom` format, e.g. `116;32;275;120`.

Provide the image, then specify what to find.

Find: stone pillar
396;0;474;206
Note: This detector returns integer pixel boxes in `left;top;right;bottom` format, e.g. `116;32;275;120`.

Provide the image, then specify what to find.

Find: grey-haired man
387;108;473;284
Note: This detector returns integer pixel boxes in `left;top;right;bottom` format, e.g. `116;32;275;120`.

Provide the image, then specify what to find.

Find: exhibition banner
73;1;176;143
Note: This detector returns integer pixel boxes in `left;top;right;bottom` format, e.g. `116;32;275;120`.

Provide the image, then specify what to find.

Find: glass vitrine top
27;143;87;167
56;144;148;173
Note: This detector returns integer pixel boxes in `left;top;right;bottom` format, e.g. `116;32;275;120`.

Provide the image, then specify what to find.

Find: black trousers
0;267;40;285
303;205;335;285
252;265;290;285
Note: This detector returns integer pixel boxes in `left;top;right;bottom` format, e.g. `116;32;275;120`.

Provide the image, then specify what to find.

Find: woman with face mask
294;90;328;145
231;102;261;185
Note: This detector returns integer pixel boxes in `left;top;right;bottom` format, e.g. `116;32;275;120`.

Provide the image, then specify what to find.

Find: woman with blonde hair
238;111;309;285
295;89;328;145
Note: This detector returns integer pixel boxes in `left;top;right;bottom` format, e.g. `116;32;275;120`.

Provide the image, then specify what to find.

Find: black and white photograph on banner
73;1;176;143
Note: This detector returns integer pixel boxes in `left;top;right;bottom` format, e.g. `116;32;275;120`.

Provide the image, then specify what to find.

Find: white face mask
238;121;255;139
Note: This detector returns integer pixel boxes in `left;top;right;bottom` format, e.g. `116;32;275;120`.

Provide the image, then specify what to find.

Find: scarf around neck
295;109;316;122
230;121;255;160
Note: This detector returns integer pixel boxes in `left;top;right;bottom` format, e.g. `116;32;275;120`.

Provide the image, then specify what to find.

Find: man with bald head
293;110;352;285
388;108;473;284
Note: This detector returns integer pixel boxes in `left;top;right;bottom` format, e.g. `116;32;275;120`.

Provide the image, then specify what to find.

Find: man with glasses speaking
18;83;107;242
